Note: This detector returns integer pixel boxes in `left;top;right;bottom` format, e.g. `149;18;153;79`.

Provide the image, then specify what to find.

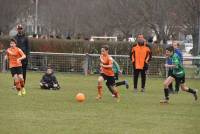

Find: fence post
84;53;89;76
2;51;6;72
45;55;48;67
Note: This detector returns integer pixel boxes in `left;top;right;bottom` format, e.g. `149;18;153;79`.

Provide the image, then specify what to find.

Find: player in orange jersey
96;45;120;101
4;38;26;96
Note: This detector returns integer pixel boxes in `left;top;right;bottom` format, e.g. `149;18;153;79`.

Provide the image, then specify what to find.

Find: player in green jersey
160;46;198;103
112;59;129;89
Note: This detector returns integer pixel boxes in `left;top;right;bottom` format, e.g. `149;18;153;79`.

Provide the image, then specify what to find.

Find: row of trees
0;0;200;55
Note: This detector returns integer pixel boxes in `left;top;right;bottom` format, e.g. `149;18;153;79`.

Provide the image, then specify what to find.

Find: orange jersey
6;47;25;68
100;54;114;76
132;44;150;69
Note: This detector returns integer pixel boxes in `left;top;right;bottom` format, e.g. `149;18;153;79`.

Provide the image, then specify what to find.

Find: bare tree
0;0;32;34
135;0;180;44
176;0;200;55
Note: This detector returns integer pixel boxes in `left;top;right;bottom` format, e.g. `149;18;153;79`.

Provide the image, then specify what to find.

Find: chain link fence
0;51;200;78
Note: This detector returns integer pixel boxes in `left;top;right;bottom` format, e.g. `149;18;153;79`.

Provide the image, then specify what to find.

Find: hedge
0;36;132;55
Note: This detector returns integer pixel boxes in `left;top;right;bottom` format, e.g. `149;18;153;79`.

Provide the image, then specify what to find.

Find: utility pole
35;0;38;35
198;9;200;55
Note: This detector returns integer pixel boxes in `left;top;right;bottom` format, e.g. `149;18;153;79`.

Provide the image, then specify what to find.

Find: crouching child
40;67;60;90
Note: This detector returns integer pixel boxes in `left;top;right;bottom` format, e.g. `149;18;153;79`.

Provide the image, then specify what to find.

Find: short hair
102;45;109;51
17;24;23;30
153;41;158;44
137;34;144;38
166;46;174;53
10;38;17;44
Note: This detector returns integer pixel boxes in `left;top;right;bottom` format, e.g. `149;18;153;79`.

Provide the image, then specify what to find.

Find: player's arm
17;49;26;62
165;58;178;68
100;63;113;68
100;57;113;68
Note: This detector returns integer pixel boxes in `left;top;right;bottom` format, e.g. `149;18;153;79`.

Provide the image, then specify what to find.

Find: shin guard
113;89;119;98
97;84;103;97
20;79;25;88
15;80;21;91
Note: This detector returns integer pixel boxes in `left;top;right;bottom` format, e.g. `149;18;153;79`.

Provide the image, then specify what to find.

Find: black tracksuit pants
133;69;146;89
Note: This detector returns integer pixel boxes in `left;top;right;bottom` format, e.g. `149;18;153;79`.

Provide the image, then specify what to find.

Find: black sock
187;88;196;94
116;81;125;87
107;85;114;94
164;88;169;100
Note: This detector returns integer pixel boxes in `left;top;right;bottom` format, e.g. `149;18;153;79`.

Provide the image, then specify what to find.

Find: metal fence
0;51;200;78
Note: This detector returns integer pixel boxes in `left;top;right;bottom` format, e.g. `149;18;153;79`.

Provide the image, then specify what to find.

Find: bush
0;36;132;55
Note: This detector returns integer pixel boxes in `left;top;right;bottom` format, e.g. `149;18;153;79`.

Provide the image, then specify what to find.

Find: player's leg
16;67;26;95
13;74;22;96
96;75;104;99
160;76;175;103
116;80;129;89
18;74;25;95
115;73;129;89
112;85;120;102
106;82;114;95
11;68;22;95
168;70;174;93
175;79;180;93
107;77;120;101
180;83;198;101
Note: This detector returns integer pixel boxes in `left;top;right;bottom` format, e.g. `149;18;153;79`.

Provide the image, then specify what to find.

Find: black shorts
10;67;23;76
170;74;185;84
168;69;173;77
101;73;116;86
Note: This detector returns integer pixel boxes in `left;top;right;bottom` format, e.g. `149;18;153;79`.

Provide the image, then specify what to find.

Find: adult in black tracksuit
14;24;30;84
130;34;152;92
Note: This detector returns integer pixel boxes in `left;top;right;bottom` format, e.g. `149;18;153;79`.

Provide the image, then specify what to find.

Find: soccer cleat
160;99;169;104
141;88;145;92
112;94;120;102
22;88;26;95
125;80;129;89
17;91;22;96
12;86;16;90
133;88;138;93
96;95;102;100
193;89;198;101
174;91;179;94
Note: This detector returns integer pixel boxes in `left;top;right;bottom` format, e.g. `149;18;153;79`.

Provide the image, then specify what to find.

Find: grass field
0;72;200;134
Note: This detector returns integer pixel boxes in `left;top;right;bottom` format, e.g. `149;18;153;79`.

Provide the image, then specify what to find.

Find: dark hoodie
40;72;58;85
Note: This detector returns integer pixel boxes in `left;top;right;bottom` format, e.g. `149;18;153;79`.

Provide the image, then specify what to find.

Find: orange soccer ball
76;93;86;102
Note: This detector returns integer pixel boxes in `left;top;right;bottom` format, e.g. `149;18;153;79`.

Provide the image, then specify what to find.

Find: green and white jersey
112;59;120;74
171;53;185;78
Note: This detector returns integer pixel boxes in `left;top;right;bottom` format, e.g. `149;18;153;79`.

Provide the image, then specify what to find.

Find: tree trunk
192;33;199;56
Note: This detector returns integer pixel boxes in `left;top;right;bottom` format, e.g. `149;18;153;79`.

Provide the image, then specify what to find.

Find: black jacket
14;33;30;57
40;73;58;85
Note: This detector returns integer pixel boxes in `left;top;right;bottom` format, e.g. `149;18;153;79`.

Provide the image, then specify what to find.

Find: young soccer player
160;46;198;103
4;38;26;96
96;45;120;101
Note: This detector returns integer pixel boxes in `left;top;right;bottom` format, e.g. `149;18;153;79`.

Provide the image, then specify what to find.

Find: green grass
0;72;200;134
